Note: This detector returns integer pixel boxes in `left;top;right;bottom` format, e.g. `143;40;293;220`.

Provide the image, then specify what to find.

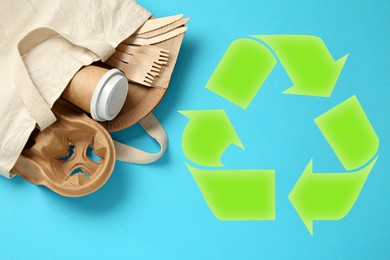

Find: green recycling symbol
180;35;379;235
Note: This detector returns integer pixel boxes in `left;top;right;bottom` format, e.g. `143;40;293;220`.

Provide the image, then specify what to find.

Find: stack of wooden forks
105;14;189;87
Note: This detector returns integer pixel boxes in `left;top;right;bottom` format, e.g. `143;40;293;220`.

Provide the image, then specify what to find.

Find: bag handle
14;27;115;130
114;113;168;164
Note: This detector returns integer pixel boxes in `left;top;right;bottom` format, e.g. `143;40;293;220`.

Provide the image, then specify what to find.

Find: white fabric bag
0;0;151;177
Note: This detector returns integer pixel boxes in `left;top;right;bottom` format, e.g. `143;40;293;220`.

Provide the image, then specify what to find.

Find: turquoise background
1;0;389;259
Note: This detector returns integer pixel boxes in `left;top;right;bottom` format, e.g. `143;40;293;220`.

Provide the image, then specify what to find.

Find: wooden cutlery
105;15;189;87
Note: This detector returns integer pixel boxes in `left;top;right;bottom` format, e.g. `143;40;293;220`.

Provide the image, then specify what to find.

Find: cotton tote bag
0;0;151;177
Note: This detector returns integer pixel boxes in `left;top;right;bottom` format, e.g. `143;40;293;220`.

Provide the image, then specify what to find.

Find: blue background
1;0;389;259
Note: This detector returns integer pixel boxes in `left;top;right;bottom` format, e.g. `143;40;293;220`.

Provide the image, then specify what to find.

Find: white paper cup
62;66;128;122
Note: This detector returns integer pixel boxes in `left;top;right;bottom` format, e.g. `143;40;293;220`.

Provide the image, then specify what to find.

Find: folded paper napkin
0;0;151;177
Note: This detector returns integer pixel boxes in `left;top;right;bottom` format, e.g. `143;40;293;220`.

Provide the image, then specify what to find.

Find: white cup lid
90;69;128;122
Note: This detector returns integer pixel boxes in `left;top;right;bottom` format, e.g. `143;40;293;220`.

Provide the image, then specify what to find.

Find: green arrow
186;164;275;220
253;35;348;97
289;156;378;235
205;38;277;109
315;96;379;171
179;110;244;167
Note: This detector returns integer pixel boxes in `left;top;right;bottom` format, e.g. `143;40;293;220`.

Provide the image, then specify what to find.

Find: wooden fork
104;56;157;87
116;44;169;65
111;51;161;75
115;48;167;67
